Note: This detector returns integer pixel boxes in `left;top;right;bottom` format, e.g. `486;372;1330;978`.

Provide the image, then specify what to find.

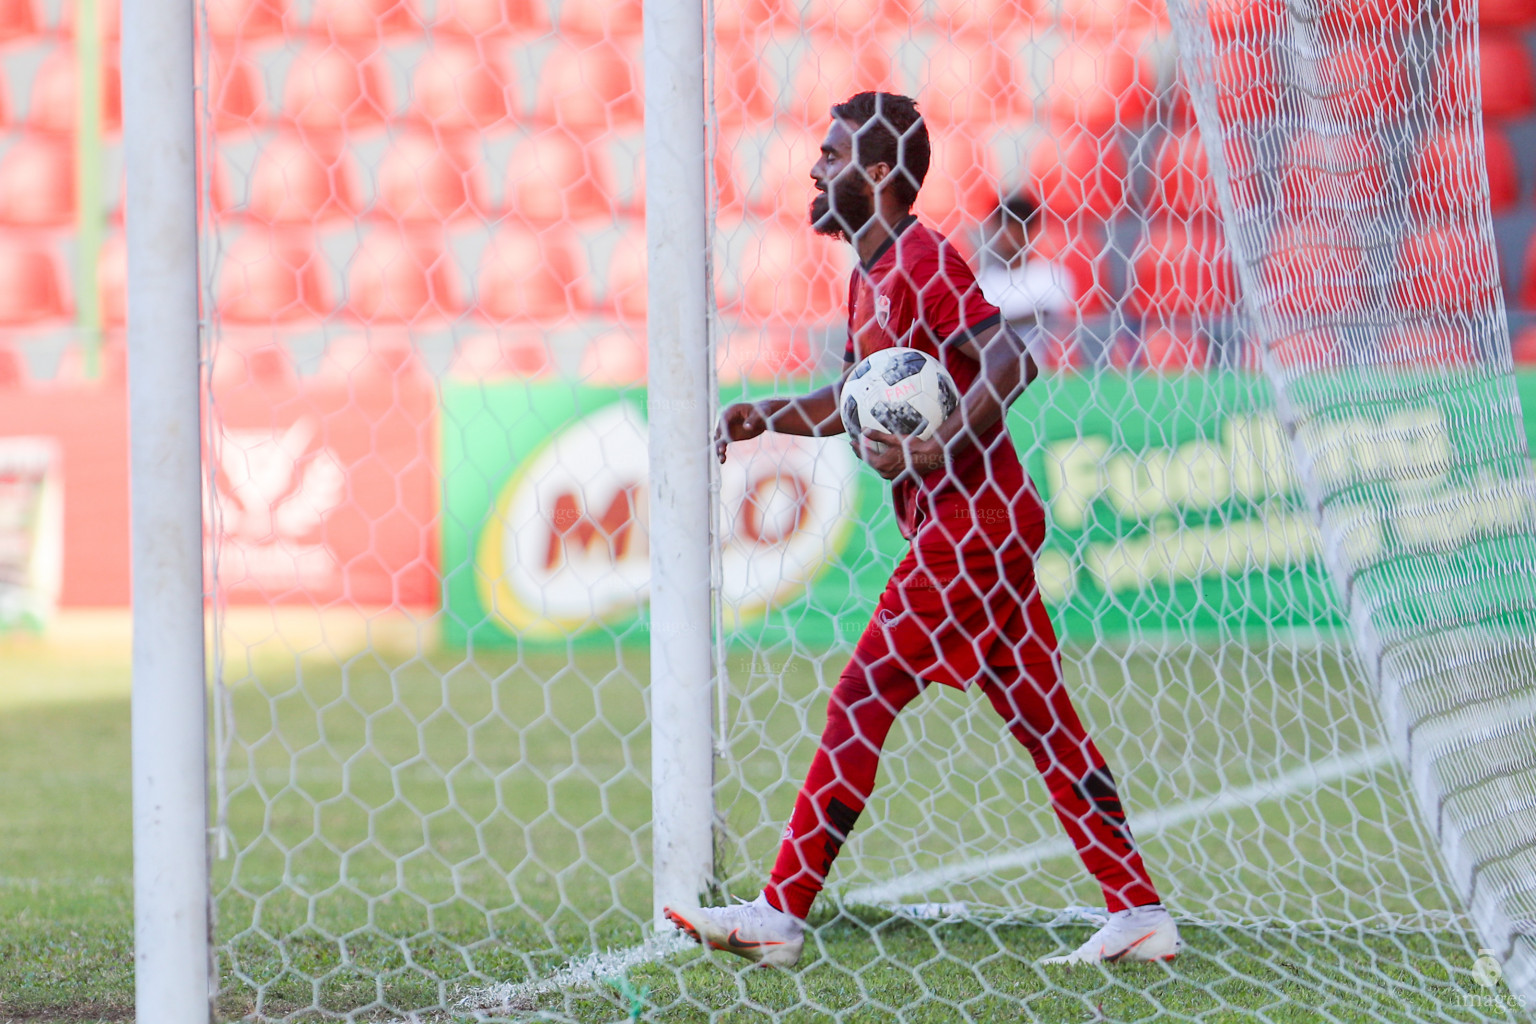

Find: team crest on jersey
875;294;891;329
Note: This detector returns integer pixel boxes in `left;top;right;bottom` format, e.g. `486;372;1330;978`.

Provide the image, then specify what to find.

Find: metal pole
124;0;210;1012
644;0;715;925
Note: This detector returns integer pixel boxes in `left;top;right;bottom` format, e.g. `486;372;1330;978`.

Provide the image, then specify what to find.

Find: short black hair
992;193;1041;231
830;91;930;207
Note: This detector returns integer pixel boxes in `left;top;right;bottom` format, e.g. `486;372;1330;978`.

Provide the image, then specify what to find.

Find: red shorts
852;493;1058;690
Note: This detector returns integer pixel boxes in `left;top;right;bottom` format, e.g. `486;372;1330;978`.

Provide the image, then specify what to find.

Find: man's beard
810;176;874;239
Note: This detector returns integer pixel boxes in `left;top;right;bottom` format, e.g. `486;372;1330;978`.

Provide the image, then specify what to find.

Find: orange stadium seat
409;44;514;132
913;125;999;237
448;331;555;378
0;135;73;226
732;215;846;326
1263;221;1368;320
1476;33;1536;120
246;134;363;224
1058;0;1166;33
535;39;642;131
1129;218;1237;319
788;43;894;125
0;237;68;324
98;231;125;327
282;44;394;134
433;0;547;36
558;0;640;37
346;228;463;324
1046;34;1154;136
1280;131;1386;215
475;222;589;323
919;38;1025;125
605;223;647;321
204;0;287;40
1138;326;1209;372
205;49;266;132
1395;226;1497;314
928;0;1037;39
1020;127;1126;221
799;0;923;39
1411;123;1519;217
29;46;122;134
714;0;795;37
0;0;39;42
503;128;617;223
309;0;424;41
577;330;646;386
374;133;489;224
216;230;335;324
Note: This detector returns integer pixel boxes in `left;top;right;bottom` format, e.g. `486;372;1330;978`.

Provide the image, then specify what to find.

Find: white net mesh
194;0;1535;1019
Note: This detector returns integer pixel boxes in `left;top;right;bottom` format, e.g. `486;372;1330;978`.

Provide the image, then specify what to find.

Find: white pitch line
457;930;693;1015
843;744;1396;906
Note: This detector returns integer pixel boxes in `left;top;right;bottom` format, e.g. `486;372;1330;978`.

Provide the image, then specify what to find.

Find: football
839;347;960;455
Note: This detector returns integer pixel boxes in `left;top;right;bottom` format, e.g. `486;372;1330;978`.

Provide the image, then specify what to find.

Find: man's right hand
715;402;769;462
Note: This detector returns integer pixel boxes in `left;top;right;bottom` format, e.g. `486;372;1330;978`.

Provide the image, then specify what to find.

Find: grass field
0;631;1521;1023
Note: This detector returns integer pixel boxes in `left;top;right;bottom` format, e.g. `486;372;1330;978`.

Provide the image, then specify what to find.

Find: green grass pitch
0;639;1522;1022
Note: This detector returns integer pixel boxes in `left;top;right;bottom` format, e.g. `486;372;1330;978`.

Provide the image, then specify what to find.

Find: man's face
986;216;1030;262
809;119;877;239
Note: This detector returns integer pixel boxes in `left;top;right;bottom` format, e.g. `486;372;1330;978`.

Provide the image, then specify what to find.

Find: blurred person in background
976;193;1074;332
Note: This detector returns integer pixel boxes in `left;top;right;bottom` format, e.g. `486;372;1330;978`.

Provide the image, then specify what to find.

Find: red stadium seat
0;135;73;226
0;237;68;324
1270;330;1341;370
1281;131;1386;214
282;45;393;134
1138;326;1209;372
433;0;547;35
1020;127;1126;220
1205;0;1282;38
920;38;1025;125
717;329;815;383
1263;221;1368;320
209;333;300;390
374;133;488;224
29;46;122;134
409;43;514;132
1411;123;1519;217
1205;40;1277;126
913;126;1000;238
247;134;362;224
503;128;617;223
475;222;588;323
1046;34;1154;136
216;230;334;324
1315;39;1405;126
558;0;640;37
98;231;125;327
1129;218;1238;319
605;223;647;321
714;0;795;37
1478;0;1536;27
799;0;922;38
1150;128;1217;218
929;0;1036;38
714;37;775;126
1059;0;1165;32
204;49;266;133
787;43;894;126
205;0;286;40
0;0;39;42
315;331;426;383
735;125;820;220
577;330;646;386
1395;226;1496;314
1513;325;1536;364
1380;324;1478;366
346;228;462;324
1028;214;1113;317
534;39;641;131
309;0;423;40
730;215;846;326
1476;33;1536;120
0;343;24;387
447;331;554;378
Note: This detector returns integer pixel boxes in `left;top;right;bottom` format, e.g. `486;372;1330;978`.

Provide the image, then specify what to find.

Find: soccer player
664;92;1180;968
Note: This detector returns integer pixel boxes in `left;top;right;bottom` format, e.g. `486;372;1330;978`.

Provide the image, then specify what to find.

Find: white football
839;347;960;455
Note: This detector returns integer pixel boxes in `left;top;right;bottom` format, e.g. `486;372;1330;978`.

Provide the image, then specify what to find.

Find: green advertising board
441;371;1536;649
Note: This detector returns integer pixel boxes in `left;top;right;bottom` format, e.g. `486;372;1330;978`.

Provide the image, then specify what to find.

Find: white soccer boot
664;893;805;967
1041;904;1182;965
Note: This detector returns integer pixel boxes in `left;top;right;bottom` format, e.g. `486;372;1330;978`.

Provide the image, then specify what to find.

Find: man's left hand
857;430;946;480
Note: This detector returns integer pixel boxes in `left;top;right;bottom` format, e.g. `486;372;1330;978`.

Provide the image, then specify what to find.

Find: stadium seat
374;133;488;224
1476;33;1536;120
98;231;125;327
558;0;640;37
1138;326;1209;372
0;0;39;42
730;214;846;326
282;45;393;134
1379;323;1478;366
713;0;795;37
1262;221;1368;320
209;333;300;390
0;237;68;324
714;37;775;126
1392;226;1498;314
1019;127;1126;221
920;38;1025;125
913;125;1000;237
0;343;24;388
1477;0;1536;27
1027;214;1114;318
1057;0;1165;32
534;39;641;131
717;329;815;383
1207;41;1277;126
29;46;122;134
503;128;617;224
474;222;589;323
1149;127;1217;218
735;126;821;220
309;0;423;40
447;331;554;378
1411;123;1519;217
1315;39;1404;126
205;0;287;40
1046;34;1154;136
1280;131;1386;215
1128;218;1237;319
928;0;1037;39
315;330;426;383
409;43;514;132
1204;0;1282;39
1512;324;1536;364
433;0;547;35
799;0;922;38
346;228;463;324
577;329;646;386
787;43;894;126
216;230;334;324
246;133;363;224
605;223;647;321
205;49;266;132
1269;330;1340;370
0;135;73;226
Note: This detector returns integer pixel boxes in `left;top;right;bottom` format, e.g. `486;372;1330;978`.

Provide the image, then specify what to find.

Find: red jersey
844;215;1046;541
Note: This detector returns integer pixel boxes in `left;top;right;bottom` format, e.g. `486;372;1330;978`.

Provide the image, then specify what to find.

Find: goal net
198;0;1535;1019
